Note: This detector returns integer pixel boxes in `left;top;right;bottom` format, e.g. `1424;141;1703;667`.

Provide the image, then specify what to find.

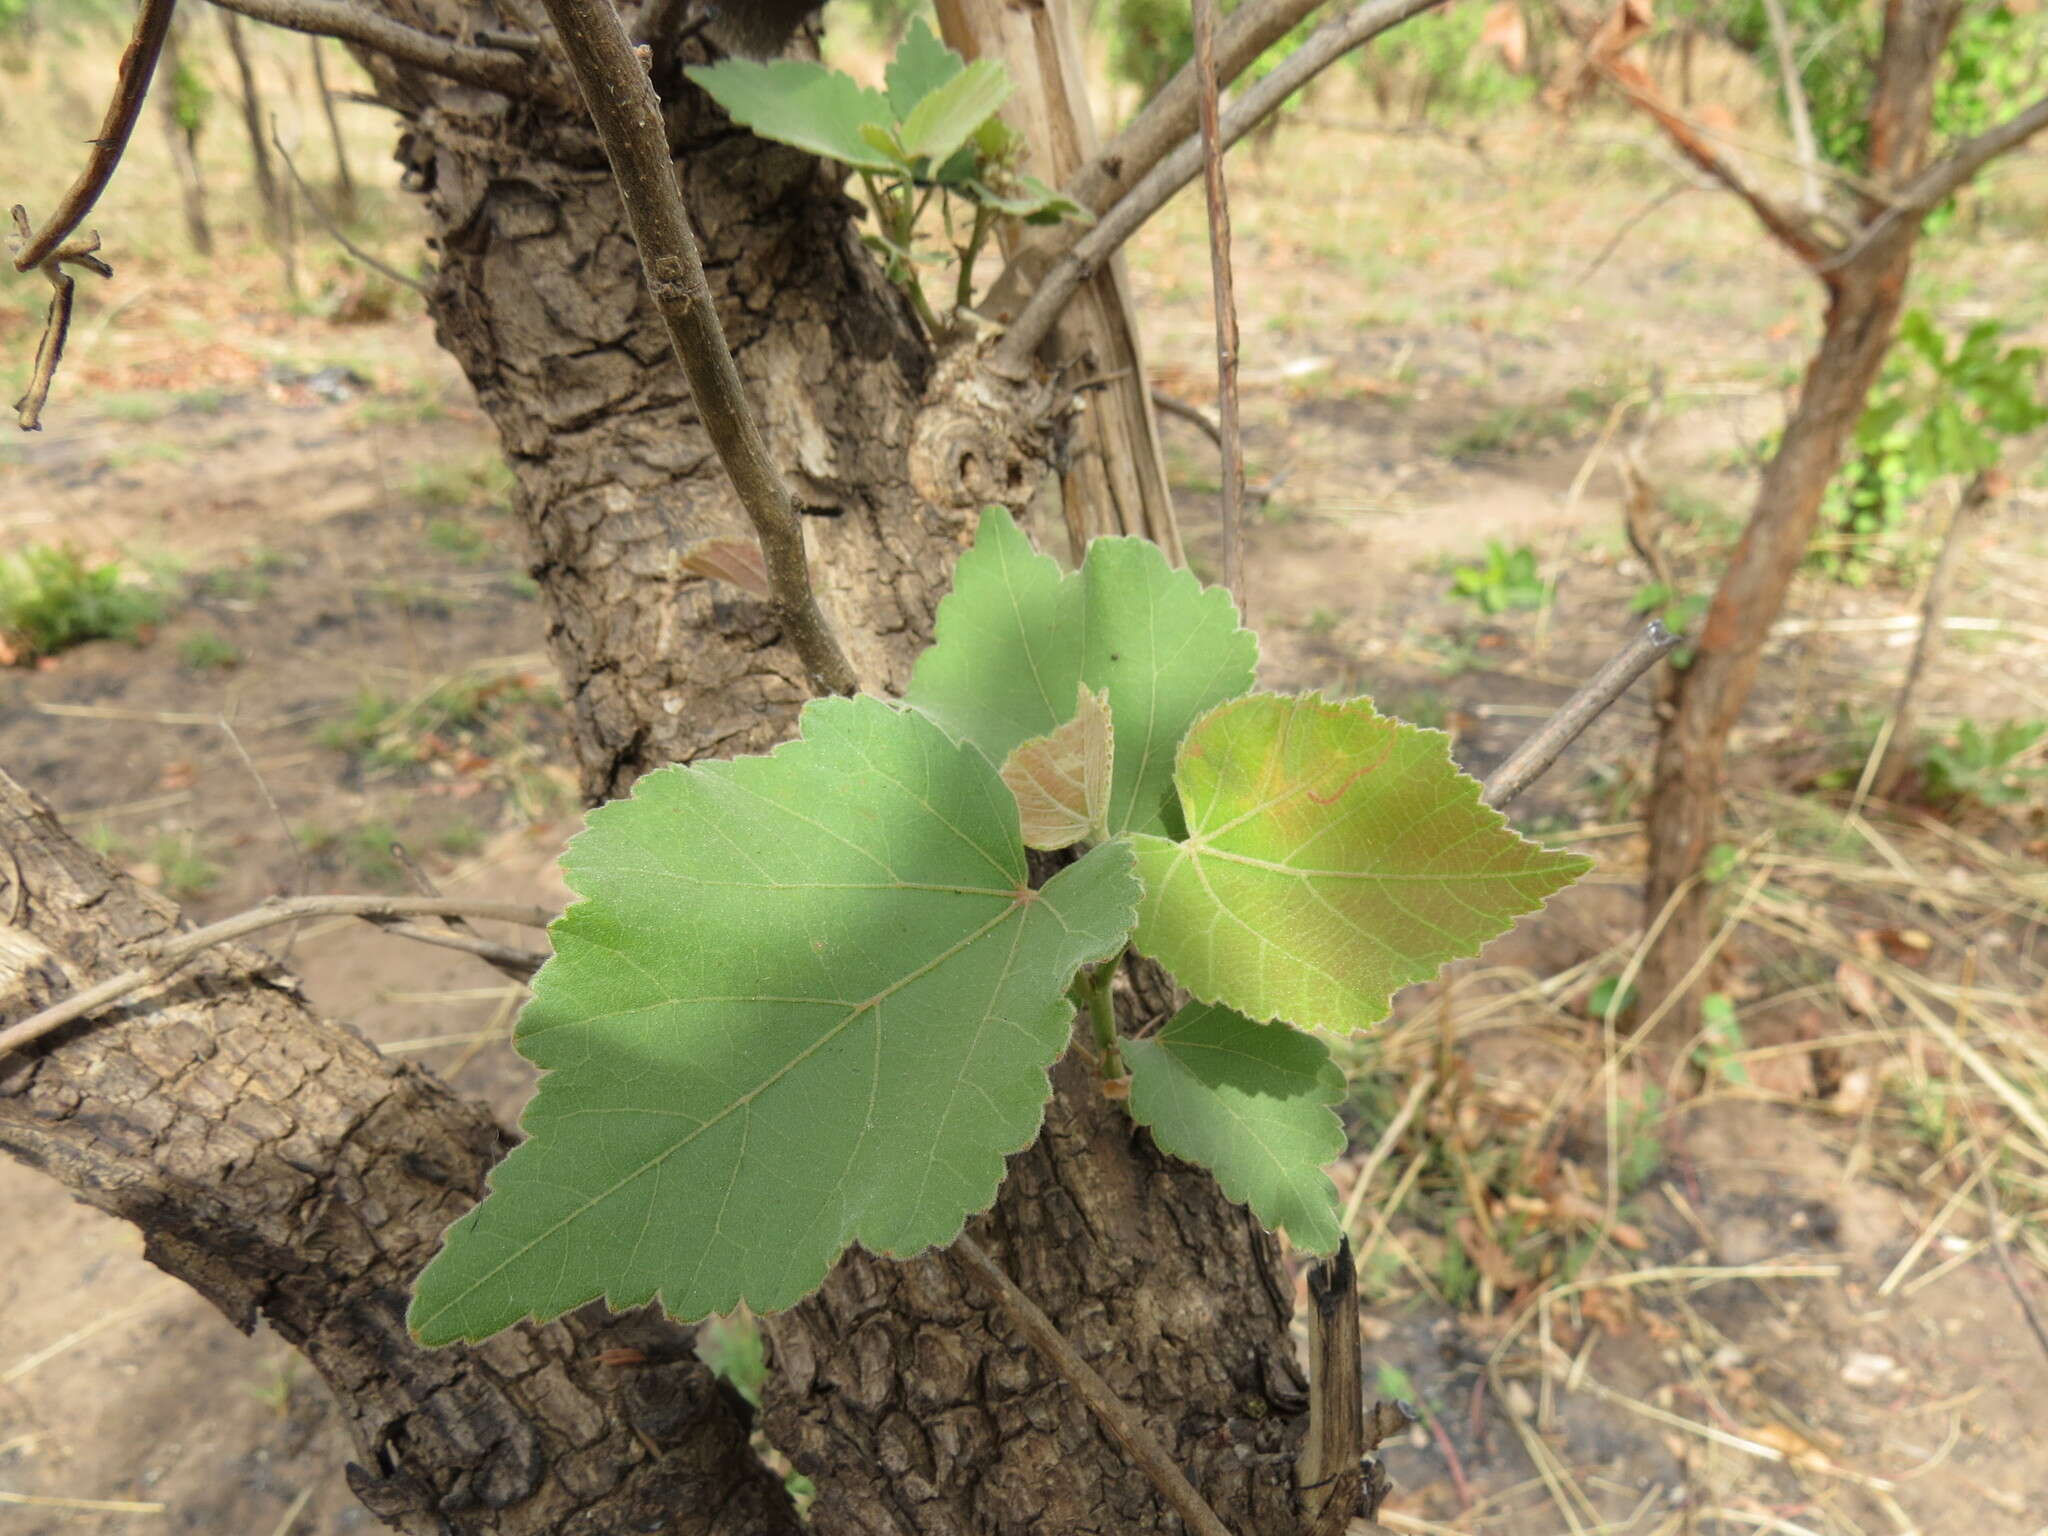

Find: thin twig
10;0;176;273
270;123;430;295
1758;0;1823;214
997;0;1447;373
534;0;859;698
205;0;563;105
1576;180;1700;285
9;224;108;431
1970;1121;2048;1365
1191;0;1247;615
952;1235;1236;1536
1481;622;1680;809
392;839;540;985
0;896;552;1057
1150;387;1222;445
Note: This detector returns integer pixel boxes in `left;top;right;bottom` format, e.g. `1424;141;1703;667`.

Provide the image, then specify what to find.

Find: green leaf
886;17;964;118
1123;1003;1346;1253
898;58;1013;165
908;507;1257;838
409;695;1138;1343
686;58;898;172
1129;694;1591;1032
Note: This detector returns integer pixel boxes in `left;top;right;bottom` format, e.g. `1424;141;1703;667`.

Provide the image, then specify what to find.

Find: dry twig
0;895;552;1057
534;0;858;697
1191;0;1246;612
1482;622;1680;809
952;1235;1235;1536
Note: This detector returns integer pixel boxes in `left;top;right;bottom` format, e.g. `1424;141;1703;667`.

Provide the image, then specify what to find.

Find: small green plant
145;831;221;901
407;508;1589;1345
425;517;489;562
178;630;242;671
1586;974;1638;1022
1919;718;2046;809
0;545;163;661
687;21;1084;335
1449;540;1548;615
1818;310;2047;581
1692;993;1749;1086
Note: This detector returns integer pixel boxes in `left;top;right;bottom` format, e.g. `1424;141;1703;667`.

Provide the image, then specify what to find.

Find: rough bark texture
4;7;1324;1533
1638;0;1959;1036
765;1031;1310;1536
0;769;800;1536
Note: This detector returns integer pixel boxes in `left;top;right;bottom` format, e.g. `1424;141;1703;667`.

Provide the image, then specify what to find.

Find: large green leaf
686;58;899;173
885;17;963;118
410;696;1138;1343
1123;1003;1346;1253
1130;693;1590;1032
908;507;1256;838
898;58;1013;166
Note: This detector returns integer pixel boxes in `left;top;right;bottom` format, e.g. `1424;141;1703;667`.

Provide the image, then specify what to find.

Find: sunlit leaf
410;695;1138;1342
885;17;963;117
1123;1003;1345;1252
685;57;897;172
908;507;1256;838
1000;684;1111;850
1129;693;1590;1032
898;58;1013;166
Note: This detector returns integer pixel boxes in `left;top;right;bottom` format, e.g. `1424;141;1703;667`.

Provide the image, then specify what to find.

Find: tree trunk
311;36;360;223
4;9;1321;1534
157;14;213;256
1639;231;1917;1038
220;8;285;239
0;771;800;1536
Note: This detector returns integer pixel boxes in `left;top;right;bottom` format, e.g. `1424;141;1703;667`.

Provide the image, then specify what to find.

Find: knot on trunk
909;337;1062;513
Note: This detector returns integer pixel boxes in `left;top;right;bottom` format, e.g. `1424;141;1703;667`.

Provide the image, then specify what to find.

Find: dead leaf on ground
1835;959;1885;1019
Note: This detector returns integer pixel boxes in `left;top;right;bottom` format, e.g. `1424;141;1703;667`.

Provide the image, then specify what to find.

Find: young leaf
1122;1003;1346;1253
685;58;898;172
885;17;964;118
409;695;1138;1343
898;58;1013;166
1129;693;1590;1033
1000;684;1112;850
908;507;1256;839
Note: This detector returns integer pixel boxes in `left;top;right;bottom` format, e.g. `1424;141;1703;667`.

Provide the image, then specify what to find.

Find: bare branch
0;895;551;1057
1758;0;1823;213
1481;621;1680;810
1151;387;1222;445
1896;90;2048;216
204;0;562;104
533;0;859;698
11;0;176;273
1593;56;1837;268
9;223;110;431
997;0;1445;372
952;1235;1236;1536
271;122;431;295
1069;0;1341;220
1191;0;1246;613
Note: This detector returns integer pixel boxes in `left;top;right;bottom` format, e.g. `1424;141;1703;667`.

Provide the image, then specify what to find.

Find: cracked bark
0;769;798;1536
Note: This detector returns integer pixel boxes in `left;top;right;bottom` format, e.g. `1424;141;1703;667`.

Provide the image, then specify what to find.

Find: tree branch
532;0;860;698
1191;0;1247;612
0;895;551;1057
1758;0;1823;214
995;0;1446;372
11;0;175;273
270;122;431;296
204;0;563;104
952;1235;1236;1536
1895;90;2048;215
1481;620;1679;810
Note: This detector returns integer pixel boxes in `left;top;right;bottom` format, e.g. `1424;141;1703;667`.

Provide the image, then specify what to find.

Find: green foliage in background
1921;718;2046;810
0;545;163;661
1449;539;1548;614
1818;310;2046;581
408;509;1588;1344
689;20;1083;334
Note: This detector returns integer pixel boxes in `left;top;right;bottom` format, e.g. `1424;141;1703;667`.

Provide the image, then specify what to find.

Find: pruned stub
909;336;1062;513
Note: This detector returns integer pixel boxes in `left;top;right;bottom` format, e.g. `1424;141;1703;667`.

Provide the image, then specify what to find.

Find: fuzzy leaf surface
1000;684;1111;850
885;18;963;116
1130;694;1591;1032
908;507;1256;838
409;696;1137;1343
1123;1003;1345;1253
897;57;1011;164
